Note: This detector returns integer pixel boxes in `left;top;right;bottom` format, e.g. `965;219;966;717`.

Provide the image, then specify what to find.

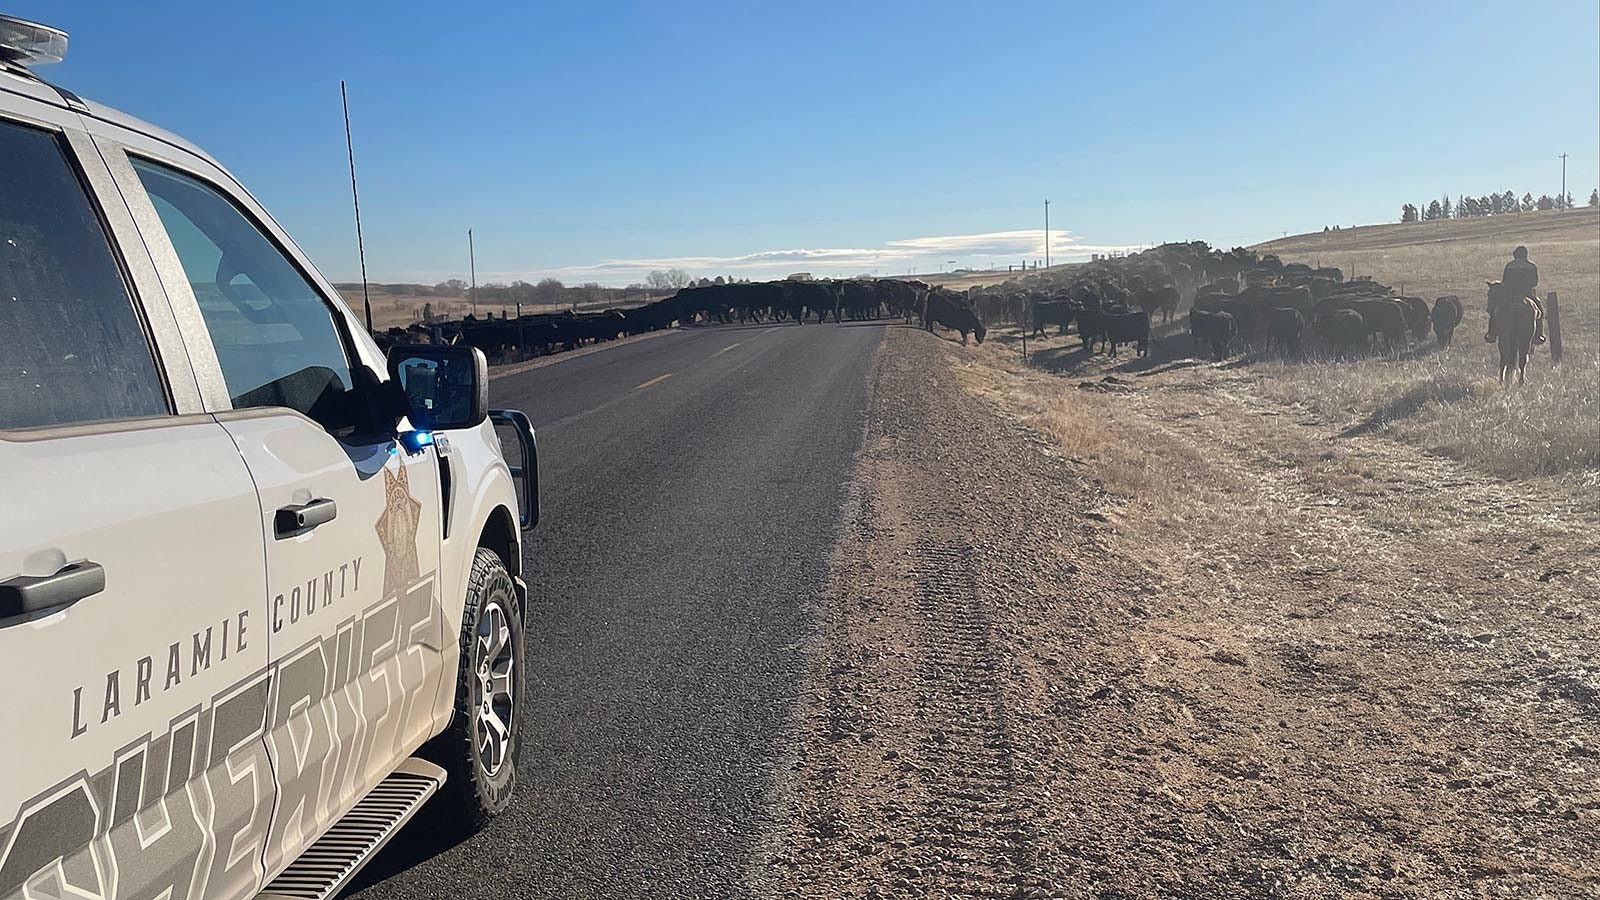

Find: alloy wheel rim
474;600;515;777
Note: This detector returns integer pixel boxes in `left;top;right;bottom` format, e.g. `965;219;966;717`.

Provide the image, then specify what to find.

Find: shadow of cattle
1336;379;1477;438
1018;318;1191;376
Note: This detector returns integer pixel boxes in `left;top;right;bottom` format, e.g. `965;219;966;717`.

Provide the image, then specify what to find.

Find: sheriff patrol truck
0;16;540;900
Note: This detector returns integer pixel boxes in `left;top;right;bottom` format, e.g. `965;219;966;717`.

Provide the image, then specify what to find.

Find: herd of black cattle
373;276;987;357
374;240;1466;365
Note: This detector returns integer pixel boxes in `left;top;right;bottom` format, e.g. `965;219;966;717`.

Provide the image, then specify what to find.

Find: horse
1486;281;1537;384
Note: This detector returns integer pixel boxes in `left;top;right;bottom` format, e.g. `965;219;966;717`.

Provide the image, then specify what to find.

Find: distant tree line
1401;187;1597;223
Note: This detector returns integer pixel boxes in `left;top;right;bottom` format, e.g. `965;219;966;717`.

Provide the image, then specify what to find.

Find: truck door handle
0;561;106;622
275;498;338;538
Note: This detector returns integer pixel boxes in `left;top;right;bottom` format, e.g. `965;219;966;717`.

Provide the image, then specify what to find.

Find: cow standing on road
923;289;987;345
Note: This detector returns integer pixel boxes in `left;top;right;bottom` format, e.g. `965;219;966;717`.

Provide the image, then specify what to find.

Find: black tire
427;546;524;831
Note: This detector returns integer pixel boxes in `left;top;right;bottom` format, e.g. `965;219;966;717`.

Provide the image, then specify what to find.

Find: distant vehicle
786;272;814;281
0;16;539;900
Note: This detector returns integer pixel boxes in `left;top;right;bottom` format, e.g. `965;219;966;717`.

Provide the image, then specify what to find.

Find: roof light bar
0;15;67;67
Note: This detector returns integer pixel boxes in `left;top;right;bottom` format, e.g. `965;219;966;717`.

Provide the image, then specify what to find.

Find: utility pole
339;81;372;333
467;228;477;316
1559;152;1568;208
1044;198;1050;269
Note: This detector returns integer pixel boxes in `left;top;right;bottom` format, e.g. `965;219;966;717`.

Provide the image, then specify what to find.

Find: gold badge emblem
374;463;422;599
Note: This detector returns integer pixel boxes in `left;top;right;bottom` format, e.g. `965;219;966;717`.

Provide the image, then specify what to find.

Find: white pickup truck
0;16;538;900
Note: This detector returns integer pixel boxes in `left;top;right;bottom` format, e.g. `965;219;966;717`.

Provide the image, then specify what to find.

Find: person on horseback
1487;246;1546;344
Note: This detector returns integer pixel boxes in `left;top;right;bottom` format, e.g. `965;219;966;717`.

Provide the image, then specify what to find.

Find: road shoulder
771;324;1598;897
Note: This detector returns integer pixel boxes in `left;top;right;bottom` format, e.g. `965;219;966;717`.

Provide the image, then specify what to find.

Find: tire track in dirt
905;535;1030;896
767;327;1085;899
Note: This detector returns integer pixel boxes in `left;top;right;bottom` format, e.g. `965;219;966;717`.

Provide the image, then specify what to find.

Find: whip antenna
341;80;373;332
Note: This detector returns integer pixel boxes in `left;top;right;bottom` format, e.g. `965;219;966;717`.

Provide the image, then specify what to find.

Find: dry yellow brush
1257;349;1600;484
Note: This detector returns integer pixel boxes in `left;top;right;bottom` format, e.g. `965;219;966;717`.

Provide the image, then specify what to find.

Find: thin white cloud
409;228;1141;286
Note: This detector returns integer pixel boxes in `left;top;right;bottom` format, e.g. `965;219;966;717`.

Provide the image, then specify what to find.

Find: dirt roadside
767;324;1599;899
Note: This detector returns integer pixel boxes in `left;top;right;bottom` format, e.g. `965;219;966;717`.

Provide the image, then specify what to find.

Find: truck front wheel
429;546;524;830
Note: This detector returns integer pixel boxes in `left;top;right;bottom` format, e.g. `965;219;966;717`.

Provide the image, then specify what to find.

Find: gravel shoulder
770;324;1599;899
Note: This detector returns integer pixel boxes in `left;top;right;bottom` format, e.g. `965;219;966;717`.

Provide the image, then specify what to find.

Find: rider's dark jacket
1502;258;1539;298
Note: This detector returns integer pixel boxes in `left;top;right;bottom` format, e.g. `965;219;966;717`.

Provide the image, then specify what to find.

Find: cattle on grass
1190;308;1236;360
923;289;987;345
1315;308;1367;360
1031;300;1075;337
1266;307;1308;357
1102;311;1151;357
1431;295;1463;347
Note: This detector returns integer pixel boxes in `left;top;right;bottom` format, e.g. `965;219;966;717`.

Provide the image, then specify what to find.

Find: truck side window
131;158;367;436
0;120;168;430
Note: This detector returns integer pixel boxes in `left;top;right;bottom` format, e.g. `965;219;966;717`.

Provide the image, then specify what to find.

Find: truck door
0;109;272;900
106;148;447;877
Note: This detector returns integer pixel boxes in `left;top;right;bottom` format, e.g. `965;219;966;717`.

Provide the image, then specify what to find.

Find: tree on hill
1536;194;1555;211
1400;203;1419;223
1589;188;1599;207
1521;193;1535;212
1426;199;1442;220
1565;192;1575;210
1441;195;1452;218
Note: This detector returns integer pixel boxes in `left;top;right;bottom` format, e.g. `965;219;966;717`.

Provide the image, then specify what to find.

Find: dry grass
1253;207;1600;482
951;351;1241;521
1256;353;1600;484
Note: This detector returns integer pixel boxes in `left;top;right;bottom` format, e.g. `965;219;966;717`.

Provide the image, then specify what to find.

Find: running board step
256;758;446;900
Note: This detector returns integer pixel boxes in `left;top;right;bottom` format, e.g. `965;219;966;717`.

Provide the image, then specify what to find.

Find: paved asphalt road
346;321;886;899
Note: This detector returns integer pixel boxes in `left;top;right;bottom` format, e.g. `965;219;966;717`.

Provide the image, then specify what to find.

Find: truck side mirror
385;344;488;431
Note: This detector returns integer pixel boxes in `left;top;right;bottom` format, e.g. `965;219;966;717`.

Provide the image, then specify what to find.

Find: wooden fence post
1546;291;1563;365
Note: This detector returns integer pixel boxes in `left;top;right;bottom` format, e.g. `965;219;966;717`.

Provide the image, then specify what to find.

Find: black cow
1190;308;1235;360
1031;300;1075;337
1266;307;1307;357
1353;299;1409;354
1431;295;1464;346
1398;296;1432;340
923;289;986;345
1154;285;1180;322
1076;308;1108;352
1102;311;1151;357
1315;309;1367;360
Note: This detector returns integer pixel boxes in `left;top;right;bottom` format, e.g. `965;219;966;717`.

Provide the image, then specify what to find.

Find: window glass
131;158;367;435
0;120;167;429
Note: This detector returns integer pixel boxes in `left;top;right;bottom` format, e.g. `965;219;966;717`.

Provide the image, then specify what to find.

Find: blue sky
12;0;1599;286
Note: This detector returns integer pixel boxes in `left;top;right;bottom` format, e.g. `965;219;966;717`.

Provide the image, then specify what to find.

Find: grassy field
1252;206;1599;482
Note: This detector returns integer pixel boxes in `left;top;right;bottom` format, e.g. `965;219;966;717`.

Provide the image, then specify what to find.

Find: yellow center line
633;372;673;391
712;341;744;357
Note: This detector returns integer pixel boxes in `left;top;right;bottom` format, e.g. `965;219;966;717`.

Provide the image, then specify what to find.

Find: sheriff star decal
375;463;422;600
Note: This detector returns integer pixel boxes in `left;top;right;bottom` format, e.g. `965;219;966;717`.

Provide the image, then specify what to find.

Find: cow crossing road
345;321;887;899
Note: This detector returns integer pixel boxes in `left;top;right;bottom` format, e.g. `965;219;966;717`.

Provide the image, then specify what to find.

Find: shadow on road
338;799;475;897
